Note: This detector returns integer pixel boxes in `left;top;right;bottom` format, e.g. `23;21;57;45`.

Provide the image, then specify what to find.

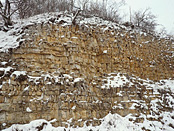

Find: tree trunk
71;0;74;12
4;16;12;26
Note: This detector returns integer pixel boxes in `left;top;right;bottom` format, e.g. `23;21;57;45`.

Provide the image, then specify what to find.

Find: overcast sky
123;0;174;34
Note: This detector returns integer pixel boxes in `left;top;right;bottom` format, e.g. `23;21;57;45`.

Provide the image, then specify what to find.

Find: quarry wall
0;21;174;129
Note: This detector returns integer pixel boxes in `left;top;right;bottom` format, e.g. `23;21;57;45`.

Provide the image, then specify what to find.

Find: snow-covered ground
3;112;174;131
0;31;20;52
0;113;143;131
2;113;136;131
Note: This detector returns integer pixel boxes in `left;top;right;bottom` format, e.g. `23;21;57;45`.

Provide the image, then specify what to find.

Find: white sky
123;0;174;34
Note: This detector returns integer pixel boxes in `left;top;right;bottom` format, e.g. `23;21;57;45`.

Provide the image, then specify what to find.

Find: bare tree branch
132;8;157;31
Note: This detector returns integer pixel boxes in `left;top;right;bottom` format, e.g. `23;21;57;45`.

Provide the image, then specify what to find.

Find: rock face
0;13;174;130
11;23;174;80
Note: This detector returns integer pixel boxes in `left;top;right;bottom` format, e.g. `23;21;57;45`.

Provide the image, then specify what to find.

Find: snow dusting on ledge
10;71;27;77
101;73;174;91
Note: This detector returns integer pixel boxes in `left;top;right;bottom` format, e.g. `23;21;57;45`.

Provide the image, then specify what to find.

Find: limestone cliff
0;12;174;130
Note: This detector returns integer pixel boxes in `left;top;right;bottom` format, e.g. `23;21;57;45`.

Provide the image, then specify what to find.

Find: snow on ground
3;111;174;131
2;113;138;131
129;111;174;131
0;31;19;52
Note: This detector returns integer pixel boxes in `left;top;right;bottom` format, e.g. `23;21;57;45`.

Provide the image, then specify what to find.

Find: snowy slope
2;113;139;131
0;31;19;52
3;112;174;131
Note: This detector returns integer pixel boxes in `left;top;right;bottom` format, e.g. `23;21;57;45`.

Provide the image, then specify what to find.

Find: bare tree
0;0;125;27
105;0;125;22
158;26;167;37
12;0;72;19
76;0;89;15
12;0;32;19
0;0;13;26
132;8;157;31
88;0;102;16
70;0;74;12
87;0;125;23
0;0;30;26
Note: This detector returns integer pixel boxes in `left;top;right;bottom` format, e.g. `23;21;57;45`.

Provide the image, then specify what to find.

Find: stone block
91;110;97;118
28;103;37;111
61;110;67;120
12;96;20;103
0;103;10;111
10;80;17;85
80;110;87;119
29;113;38;120
6;112;23;123
0;112;6;122
60;102;69;110
0;96;5;103
13;104;23;112
92;120;101;126
122;95;129;101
